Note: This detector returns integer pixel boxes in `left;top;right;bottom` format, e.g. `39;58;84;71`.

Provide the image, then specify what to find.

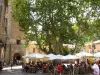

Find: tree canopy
12;0;100;54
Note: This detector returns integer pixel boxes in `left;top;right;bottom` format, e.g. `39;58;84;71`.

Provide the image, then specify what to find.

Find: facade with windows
93;40;100;52
85;40;100;54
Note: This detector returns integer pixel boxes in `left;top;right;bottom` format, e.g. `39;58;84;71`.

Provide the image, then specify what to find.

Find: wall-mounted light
0;40;4;47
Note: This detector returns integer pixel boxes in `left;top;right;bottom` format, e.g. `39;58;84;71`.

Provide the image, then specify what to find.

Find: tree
12;0;100;54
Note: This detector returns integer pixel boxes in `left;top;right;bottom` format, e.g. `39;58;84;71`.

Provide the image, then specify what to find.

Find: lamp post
0;40;4;58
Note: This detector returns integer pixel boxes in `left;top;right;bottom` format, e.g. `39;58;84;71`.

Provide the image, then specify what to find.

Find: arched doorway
13;53;21;65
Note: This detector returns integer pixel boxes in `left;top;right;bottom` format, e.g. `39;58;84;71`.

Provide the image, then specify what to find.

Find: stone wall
0;0;6;39
85;43;100;53
85;44;91;53
0;0;7;59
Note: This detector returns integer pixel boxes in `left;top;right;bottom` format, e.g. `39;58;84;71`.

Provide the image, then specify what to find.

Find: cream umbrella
62;54;79;60
94;52;100;57
22;55;30;58
23;53;48;59
76;52;93;57
49;54;63;60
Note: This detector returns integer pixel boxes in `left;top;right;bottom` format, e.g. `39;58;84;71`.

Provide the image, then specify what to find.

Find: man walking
10;60;13;70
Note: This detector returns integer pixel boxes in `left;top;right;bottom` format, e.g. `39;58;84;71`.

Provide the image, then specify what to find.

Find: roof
93;40;100;44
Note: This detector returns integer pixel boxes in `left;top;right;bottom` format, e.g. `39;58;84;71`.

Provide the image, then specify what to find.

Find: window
92;44;96;49
16;36;21;45
33;48;35;53
16;40;21;45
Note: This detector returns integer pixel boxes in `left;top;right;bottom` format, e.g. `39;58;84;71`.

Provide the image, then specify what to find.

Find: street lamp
0;40;4;47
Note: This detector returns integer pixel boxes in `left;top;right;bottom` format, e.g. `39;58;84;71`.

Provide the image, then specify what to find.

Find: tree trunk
52;36;63;54
58;41;63;54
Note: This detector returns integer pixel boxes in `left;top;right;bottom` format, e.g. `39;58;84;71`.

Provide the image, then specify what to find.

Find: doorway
13;53;21;65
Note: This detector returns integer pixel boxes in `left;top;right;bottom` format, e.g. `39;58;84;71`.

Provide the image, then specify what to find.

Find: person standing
0;59;3;71
10;60;13;70
92;59;99;75
57;64;63;75
74;64;79;75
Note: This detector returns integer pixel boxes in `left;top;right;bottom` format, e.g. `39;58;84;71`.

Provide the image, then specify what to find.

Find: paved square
0;66;50;75
0;70;51;75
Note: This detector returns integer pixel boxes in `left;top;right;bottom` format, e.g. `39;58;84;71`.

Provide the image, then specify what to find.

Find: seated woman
39;63;43;70
24;63;29;72
79;63;85;74
49;63;54;73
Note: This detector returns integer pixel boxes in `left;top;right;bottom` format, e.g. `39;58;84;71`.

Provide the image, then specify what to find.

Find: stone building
93;40;100;52
85;40;100;54
3;0;46;64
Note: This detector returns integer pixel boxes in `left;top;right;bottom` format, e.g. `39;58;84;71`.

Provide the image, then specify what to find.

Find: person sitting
49;63;54;73
24;63;29;72
39;63;42;70
79;63;85;74
42;63;48;73
74;64;79;75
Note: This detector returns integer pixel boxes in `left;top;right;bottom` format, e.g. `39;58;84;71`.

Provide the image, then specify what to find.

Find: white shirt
92;64;99;75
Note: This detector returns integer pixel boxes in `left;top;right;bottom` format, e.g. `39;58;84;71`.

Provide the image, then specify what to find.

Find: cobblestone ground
0;66;93;75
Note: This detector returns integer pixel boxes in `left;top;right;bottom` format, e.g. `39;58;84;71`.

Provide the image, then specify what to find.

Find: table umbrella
62;54;79;60
49;54;63;60
76;52;93;57
22;53;48;59
94;52;100;57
